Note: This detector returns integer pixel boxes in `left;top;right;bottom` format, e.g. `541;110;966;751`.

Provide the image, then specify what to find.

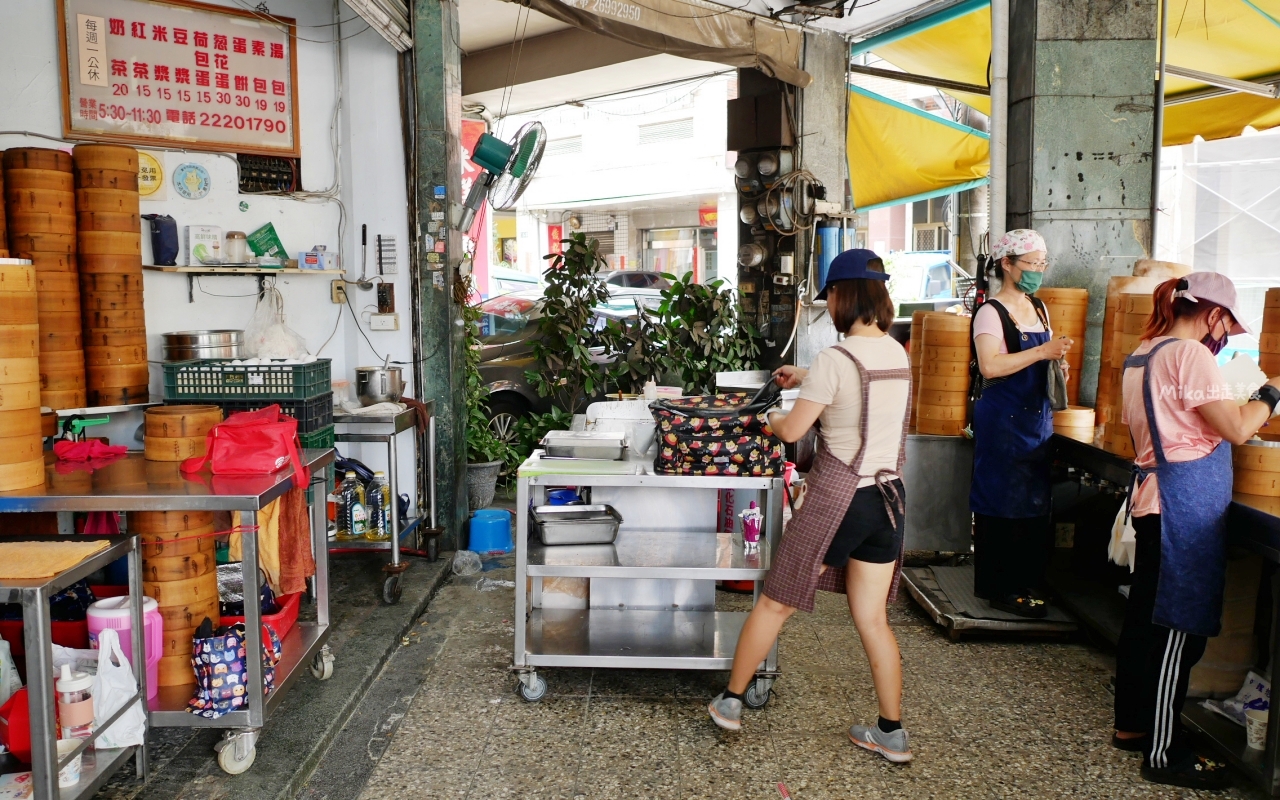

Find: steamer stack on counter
0;168;7;257
0;260;45;491
1234;441;1280;498
916;312;971;436
1093;276;1163;457
1035;287;1088;406
74;144;148;407
3;147;86;409
1260;288;1280;377
130;509;218;687
143;405;220;462
908;311;941;429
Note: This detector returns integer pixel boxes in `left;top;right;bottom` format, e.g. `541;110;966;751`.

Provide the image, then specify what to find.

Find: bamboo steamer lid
920;359;968;377
8;212;76;235
0;408;41;438
74;168;139;191
0;297;37;326
3;169;74;192
143;550;215;583
83;308;144;329
919;374;970;392
922;345;969;363
157;654;196;686
35;271;77;293
75;188;139;215
25;252;75;272
41;409;57;437
1054;406;1095;428
81;272;142;293
0;325;39;358
36;292;78;314
130;509;214;533
0;458;45;491
0;381;39;410
87;363;149;386
1036;287;1088;305
0;358;39;384
40;390;86;409
84;327;145;347
78;255;141;274
38;330;81;353
5;188;75;214
0;264;36;292
922;329;969;348
1124;294;1155;315
10;232;75;255
917;389;968;407
916;403;966;421
144;435;206;462
1235;469;1280;497
916;417;965;436
72;144;139;172
85;345;145;366
88;385;148;406
162;626;197;657
145;405;221;438
78;230;140;256
1266;288;1280;309
0;434;42;465
38;312;81;333
3;148;72;172
77;211;140;233
82;291;143;311
1121;313;1149;335
155;594;219;629
143;571;217;608
922;313;970;333
41;371;85;391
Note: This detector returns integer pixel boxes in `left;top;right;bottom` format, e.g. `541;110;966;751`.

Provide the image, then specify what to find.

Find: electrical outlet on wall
370;313;399;331
331;280;347;304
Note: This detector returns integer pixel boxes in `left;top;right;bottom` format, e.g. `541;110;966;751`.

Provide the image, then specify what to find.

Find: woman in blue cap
969;229;1073;617
708;249;914;765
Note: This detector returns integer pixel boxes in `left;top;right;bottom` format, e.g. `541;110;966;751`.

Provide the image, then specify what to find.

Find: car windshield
478;293;539;345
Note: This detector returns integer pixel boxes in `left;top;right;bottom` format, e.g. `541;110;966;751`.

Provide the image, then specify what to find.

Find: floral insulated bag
187;622;282;719
650;385;784;476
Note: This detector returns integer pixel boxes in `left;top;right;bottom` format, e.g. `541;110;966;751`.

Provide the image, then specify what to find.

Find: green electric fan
456;121;547;232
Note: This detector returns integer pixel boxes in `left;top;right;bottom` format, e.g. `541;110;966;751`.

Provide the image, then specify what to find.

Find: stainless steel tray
541;431;626;460
532;504;623;545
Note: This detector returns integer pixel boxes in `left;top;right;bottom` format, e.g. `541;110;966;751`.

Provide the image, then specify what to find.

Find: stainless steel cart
330;404;438;604
0;534;148;799
512;455;784;705
0;449;336;776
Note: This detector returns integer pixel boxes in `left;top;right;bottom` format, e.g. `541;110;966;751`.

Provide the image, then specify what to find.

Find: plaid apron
762;346;911;612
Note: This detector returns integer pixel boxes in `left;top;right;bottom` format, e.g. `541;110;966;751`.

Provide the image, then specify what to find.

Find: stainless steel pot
355;366;404;405
162;330;244;361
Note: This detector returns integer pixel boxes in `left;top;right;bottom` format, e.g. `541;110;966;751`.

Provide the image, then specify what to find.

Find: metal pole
990;0;1009;241
1151;0;1169;256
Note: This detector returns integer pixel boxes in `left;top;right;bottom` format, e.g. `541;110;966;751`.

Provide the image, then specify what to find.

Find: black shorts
821;479;905;567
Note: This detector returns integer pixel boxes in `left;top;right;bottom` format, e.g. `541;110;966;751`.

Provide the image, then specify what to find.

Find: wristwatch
1251;384;1280;412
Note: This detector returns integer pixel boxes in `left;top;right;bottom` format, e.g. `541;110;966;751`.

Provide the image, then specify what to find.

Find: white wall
0;0;421;512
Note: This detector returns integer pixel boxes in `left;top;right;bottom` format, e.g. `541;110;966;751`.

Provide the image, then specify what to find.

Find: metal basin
163;330;244;361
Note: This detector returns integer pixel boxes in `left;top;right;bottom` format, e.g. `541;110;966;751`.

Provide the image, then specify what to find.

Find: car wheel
486;396;527;449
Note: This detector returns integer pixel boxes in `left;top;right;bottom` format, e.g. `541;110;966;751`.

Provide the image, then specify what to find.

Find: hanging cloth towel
232;498;283;596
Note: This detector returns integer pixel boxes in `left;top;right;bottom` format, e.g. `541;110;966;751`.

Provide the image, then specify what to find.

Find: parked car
476;286;663;446
601;270;671;290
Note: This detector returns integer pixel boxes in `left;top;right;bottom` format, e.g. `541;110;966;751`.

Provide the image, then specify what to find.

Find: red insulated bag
180;405;309;487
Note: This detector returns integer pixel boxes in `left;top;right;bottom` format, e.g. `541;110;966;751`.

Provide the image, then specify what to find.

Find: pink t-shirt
972;301;1049;354
1122;337;1231;516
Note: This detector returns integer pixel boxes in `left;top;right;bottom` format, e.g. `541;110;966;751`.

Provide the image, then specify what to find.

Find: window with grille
638;118;694;145
546;136;583;157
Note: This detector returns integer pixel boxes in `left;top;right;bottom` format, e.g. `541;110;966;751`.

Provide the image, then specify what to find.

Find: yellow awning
847;85;990;210
858;0;1280;144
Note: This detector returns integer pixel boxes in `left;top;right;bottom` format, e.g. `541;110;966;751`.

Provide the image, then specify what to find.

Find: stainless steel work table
1051;433;1280;795
0;448;337;776
331;405;437;604
512;455;784;705
1;535;147;799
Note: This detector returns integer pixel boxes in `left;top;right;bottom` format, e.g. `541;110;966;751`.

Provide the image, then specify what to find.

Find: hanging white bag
1108;498;1138;572
0;637;20;706
92;629;147;748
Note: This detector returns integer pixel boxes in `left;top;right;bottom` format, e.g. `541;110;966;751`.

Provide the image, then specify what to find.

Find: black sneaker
990;593;1048;619
1111;733;1147;753
1141;755;1232;790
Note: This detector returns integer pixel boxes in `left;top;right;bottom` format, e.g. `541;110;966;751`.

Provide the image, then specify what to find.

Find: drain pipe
1150;0;1169;256
989;0;1008;241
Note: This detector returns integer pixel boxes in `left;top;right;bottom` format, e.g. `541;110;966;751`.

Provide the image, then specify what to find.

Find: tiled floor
357;564;1265;800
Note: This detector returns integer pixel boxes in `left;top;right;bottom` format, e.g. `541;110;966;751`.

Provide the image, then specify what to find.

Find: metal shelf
143;266;343;275
1182;702;1266;783
527;531;768;580
524;471;779;490
60;745;139;800
526;608;749;670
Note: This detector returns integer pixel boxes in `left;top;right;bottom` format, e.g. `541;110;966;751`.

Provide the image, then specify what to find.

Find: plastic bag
1108;499;1138;572
92;629;147;748
243;288;309;359
0;639;19;707
452;550;482;576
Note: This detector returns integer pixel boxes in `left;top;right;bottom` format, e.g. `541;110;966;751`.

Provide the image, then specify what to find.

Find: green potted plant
461;276;511;511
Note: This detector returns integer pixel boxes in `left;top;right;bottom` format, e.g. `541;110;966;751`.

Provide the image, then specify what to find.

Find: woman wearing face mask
969;230;1073;617
1112;273;1280;789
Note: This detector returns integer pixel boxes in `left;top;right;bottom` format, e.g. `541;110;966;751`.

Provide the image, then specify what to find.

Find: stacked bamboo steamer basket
1035;287;1088;406
73;145;147;407
1053;406;1096;443
131;510;218;687
0;168;7;258
0;259;45;491
908;311;943;429
3;148;86;410
916;312;971;436
1098;292;1154;459
1259;288;1280;377
144;405;220;462
1234;441;1280;497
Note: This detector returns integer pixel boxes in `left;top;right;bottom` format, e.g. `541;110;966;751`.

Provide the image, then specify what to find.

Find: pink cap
1176;272;1250;335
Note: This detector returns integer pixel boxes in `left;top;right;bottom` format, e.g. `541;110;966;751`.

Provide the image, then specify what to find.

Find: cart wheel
517;673;548;703
382;575;402;605
310;649;335;681
215;735;257;775
743;680;771;709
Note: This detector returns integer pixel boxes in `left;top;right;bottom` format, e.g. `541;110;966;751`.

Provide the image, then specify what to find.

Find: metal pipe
1163;64;1280;99
846;63;991;97
989;0;1008;241
1151;0;1169;255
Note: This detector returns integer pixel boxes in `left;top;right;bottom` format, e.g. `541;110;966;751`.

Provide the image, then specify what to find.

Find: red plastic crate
0;585;129;660
220;591;301;642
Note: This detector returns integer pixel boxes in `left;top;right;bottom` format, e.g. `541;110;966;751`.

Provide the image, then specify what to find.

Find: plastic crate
163;359;331;401
299;424;334;450
170;392;334;432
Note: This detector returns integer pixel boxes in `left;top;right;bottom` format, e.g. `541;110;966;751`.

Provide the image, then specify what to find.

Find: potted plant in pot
461;276;512;511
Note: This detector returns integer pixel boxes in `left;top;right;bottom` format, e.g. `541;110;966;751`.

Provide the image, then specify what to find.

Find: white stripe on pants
1150;629;1186;769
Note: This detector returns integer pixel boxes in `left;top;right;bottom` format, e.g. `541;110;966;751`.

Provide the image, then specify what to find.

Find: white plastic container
56;665;94;740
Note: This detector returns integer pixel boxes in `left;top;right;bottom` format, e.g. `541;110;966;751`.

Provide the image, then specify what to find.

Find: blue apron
1124;339;1232;638
969;321;1053;518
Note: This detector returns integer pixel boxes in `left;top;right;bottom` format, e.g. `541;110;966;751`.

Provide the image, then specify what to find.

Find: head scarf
992;229;1047;261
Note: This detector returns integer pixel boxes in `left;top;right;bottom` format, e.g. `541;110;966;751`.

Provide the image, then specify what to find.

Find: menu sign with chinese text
59;0;300;156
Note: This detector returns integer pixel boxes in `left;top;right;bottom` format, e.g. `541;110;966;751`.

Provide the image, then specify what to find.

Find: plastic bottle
365;472;391;541
334;471;361;541
349;475;368;539
56;664;94;739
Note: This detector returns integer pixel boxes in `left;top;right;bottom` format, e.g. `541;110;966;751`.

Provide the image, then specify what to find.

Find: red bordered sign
57;0;301;157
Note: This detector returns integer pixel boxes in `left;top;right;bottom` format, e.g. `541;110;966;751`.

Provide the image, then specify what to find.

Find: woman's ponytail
1143;277;1215;340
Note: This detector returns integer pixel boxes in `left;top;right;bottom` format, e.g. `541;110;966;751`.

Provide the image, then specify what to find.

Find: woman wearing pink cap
1112;272;1280;789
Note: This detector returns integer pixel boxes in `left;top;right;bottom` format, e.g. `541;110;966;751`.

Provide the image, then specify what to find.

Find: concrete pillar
1007;0;1157;405
411;0;467;548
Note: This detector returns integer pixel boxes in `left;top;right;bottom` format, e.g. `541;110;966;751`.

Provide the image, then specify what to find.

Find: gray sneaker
849;723;913;763
708;693;743;731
